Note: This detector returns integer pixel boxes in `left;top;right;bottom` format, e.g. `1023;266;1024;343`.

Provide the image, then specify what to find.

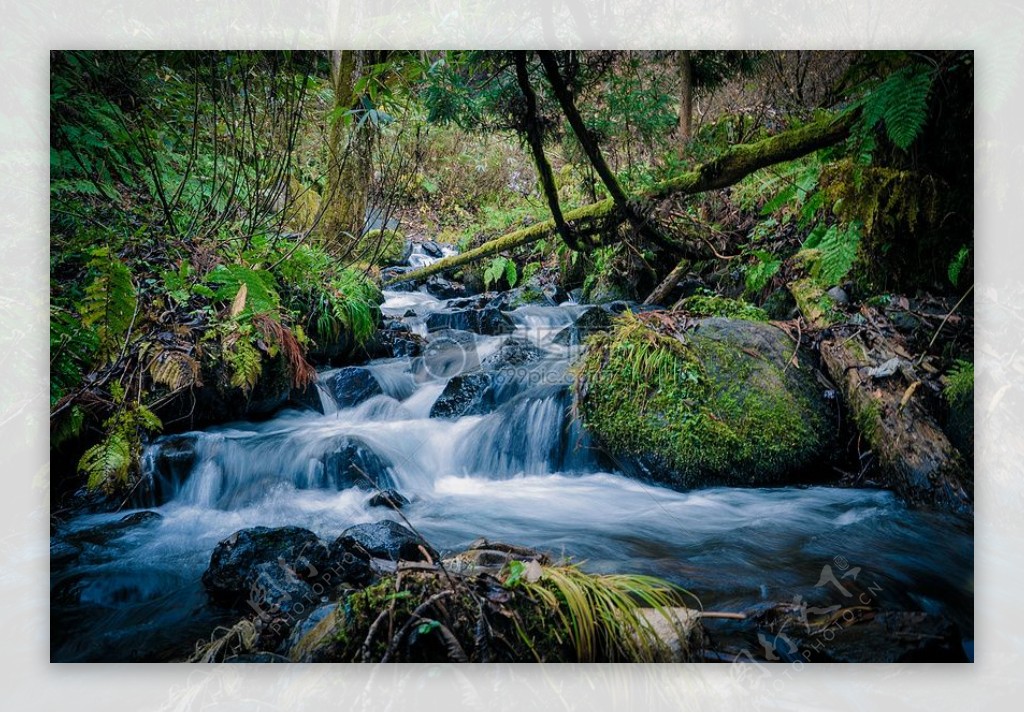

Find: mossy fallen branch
386;113;854;286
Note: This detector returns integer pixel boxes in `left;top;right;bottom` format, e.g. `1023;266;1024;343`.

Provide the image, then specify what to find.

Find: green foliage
484;256;518;290
505;561;696;663
944;359;973;407
50;307;99;409
80;247;138;362
800;221;862;287
77;382;163;492
679;291;769;321
948;245;970;287
222;328;263;393
744;250;782;296
206;264;282;317
851;64;934;152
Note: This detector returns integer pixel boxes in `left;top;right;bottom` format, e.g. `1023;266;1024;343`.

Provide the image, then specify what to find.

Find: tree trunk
386;112;854;286
323;50;372;254
789;278;971;514
513;51;577;250
676;50;693;148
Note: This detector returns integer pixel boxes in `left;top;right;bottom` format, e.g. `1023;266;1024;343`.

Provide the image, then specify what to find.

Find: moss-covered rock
573;312;833;488
361;228;408;267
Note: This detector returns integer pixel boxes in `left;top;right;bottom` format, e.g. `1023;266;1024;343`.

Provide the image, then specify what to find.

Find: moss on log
386;113;854;286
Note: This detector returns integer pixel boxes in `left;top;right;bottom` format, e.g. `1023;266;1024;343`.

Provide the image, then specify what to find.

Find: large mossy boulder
573;312;832;488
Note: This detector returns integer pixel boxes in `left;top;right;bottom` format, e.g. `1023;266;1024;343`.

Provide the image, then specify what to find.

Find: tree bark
385;112;854;286
789;278;971;514
512;51;578;250
323;50;371;253
676;50;693;148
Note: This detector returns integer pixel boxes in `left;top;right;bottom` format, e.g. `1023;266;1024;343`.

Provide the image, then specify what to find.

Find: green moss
361;228;407;266
852;399;882;444
678;292;768;321
573;313;828;487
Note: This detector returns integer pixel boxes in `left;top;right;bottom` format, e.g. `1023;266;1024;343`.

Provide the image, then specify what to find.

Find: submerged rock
368;489;410;510
423;276;466;300
430;373;500;418
481;338;543;371
574;313;833;489
553;306;613;346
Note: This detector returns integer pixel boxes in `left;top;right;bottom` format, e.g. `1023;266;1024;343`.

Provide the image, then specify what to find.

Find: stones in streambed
750;604;966;662
414;329;482;380
319;366;383;408
322;436;396;491
425;307;516;335
430;373;503;418
481;337;543;371
202;526;330;604
368;488;410;510
423;276;466;300
573;312;833;489
553;306;614;346
333;520;437;563
133;434;197;506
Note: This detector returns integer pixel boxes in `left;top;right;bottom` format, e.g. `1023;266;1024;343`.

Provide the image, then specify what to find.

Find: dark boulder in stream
333;520;437;563
320;367;383;408
425;307;516;335
322;437;396;491
202;526;330;604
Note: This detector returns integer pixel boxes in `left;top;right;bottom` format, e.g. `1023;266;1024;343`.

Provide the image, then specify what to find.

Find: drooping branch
385;112;854;286
513;51;579;250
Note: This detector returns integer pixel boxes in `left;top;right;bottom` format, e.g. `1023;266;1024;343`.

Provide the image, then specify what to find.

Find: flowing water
50;255;974;662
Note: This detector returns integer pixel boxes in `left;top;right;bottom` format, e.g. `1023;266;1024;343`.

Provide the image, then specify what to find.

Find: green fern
802;222;862;287
207;264;282;317
944;359;973;407
223;332;263;393
77;398;163;492
948;245;970;287
80;247;138;362
484;256;518;289
854;64;934;152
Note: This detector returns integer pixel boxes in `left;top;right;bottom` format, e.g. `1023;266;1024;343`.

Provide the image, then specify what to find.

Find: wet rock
826;286;850;305
288;382;326;413
423;276;466;300
415;330;481;380
553;306;613;346
202;526;330;605
368;489;410;510
66;510;164;546
363;327;425;360
481;338;543;371
430;373;498;418
320;367;383;408
421;240;444;258
50;538;82;567
425;307;516;335
283;603;336;654
334;520;437;563
323;437;395;491
135;434;198;506
247;561;316;624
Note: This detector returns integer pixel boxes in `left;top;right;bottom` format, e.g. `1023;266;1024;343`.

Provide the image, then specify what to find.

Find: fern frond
856;64;934;151
148;349;200;391
223;334;263;393
78;430;132;491
80;247;137;362
815;222;861;286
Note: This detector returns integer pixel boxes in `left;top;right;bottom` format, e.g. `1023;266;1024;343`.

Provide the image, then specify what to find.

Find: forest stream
51;247;973;663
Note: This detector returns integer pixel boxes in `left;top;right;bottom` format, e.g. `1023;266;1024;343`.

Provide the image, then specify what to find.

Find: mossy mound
573;312;832;488
361;228;408;267
677;292;768;321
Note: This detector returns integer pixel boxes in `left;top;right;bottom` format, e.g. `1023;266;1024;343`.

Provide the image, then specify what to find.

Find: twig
923;284;973;356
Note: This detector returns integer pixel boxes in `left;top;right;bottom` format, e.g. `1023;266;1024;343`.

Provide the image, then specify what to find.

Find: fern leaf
224;335;262;393
858;64;933;151
816;223;861;286
78;430;132;491
148;349;200;391
80;248;137;361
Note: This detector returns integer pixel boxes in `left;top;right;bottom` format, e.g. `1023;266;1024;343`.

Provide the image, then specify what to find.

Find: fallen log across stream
386;112;855;286
789;278;972;514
